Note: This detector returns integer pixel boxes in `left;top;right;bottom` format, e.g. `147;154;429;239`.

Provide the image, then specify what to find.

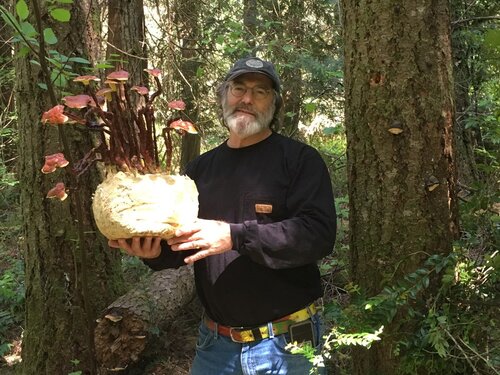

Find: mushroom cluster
41;68;197;200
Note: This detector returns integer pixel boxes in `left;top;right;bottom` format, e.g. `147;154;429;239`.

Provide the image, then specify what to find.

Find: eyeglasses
229;83;272;100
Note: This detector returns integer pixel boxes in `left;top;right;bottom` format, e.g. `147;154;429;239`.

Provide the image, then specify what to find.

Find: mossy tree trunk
342;1;458;373
18;1;122;373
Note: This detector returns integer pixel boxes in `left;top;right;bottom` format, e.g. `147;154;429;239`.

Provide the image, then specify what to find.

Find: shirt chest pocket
242;195;286;224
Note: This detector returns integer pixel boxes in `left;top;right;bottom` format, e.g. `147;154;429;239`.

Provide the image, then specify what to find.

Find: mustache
232;105;256;116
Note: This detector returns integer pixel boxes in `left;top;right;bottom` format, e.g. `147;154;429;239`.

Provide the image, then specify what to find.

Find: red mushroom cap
46;182;68;201
144;68;161;77
106;70;129;81
169;119;198;134
41;105;69;125
73;75;101;85
131;86;149;95
41;153;69;174
96;87;114;102
168;100;186;111
62;94;94;109
42;152;69;173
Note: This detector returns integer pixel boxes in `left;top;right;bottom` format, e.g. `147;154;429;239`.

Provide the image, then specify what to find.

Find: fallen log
94;265;196;372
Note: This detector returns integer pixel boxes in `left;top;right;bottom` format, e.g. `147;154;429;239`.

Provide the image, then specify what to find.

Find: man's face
222;73;275;138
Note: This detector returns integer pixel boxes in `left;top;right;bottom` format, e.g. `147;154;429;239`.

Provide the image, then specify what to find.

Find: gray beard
222;98;275;138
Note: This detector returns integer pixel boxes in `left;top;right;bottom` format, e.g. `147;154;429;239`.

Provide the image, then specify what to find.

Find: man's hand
167;219;233;264
108;237;162;259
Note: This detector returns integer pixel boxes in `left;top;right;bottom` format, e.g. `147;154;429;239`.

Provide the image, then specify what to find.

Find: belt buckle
229;327;247;343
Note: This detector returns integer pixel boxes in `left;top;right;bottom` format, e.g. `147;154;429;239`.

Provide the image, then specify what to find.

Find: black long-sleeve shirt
144;132;336;326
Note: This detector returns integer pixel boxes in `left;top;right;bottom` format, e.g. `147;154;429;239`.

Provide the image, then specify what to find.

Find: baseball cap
224;57;281;92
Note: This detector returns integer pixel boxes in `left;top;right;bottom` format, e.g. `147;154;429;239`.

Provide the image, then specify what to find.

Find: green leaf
20;21;37;37
29;59;40;66
50;70;68;88
304;102;317;113
17;45;30;57
323;126;339;135
95;62;114;69
16;0;29;21
484;29;500;51
37;82;48;90
43;28;58;45
68;56;91;64
196;66;205;78
56;0;74;3
50;8;71;22
1;8;20;31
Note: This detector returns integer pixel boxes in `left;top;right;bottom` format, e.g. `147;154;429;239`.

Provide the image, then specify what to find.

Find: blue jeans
190;314;326;375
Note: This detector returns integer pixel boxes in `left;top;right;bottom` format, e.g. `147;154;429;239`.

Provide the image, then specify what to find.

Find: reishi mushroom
168;100;186;110
62;94;94;109
41;153;69;174
41;105;69;125
131;86;149;96
169;119;197;134
144;68;161;77
106;70;129;82
46;182;68;201
73;75;101;86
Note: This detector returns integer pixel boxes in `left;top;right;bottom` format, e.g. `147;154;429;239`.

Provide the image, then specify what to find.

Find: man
109;57;337;374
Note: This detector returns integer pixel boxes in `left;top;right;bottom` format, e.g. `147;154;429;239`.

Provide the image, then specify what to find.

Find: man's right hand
108;237;162;259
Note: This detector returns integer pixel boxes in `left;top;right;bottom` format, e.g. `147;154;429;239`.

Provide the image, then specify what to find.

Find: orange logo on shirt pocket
255;204;273;214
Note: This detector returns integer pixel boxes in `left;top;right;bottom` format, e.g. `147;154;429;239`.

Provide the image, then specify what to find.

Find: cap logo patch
246;59;264;68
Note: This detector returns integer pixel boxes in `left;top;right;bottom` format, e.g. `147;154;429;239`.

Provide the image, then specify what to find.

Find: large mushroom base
92;172;199;240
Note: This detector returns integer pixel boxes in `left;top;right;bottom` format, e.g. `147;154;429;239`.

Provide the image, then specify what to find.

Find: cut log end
95;308;148;370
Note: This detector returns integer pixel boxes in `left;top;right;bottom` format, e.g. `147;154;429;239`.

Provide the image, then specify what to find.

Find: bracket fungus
41;153;69;174
388;121;404;135
426;175;440;191
46;182;67;201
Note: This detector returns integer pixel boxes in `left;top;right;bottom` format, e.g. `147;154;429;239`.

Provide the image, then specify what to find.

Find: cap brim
226;70;279;91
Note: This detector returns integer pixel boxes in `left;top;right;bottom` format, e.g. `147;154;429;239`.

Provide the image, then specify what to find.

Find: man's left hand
167;219;233;264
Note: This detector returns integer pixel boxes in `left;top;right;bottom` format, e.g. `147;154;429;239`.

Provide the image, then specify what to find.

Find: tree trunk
342;1;458;374
280;0;304;137
94;266;196;372
18;1;122;373
173;0;201;170
0;0;16;168
243;0;257;52
107;0;147;84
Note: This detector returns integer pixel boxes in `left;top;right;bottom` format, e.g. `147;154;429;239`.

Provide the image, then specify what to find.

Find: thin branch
452;16;500;26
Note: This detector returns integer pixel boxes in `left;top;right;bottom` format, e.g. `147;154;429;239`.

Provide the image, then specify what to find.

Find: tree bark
280;0;304;137
243;0;257;52
173;0;201;170
18;1;122;373
0;0;16;168
94;266;196;372
107;0;147;84
342;0;458;373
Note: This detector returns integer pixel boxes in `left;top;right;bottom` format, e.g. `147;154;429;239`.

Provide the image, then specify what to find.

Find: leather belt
203;303;317;343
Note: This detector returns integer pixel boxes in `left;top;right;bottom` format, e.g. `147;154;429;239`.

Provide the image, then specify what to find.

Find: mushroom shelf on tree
41;68;199;239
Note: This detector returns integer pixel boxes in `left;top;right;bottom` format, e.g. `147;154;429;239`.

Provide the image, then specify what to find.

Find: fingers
184;249;211;265
168;222;203;245
107;236;162;259
170;240;205;251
